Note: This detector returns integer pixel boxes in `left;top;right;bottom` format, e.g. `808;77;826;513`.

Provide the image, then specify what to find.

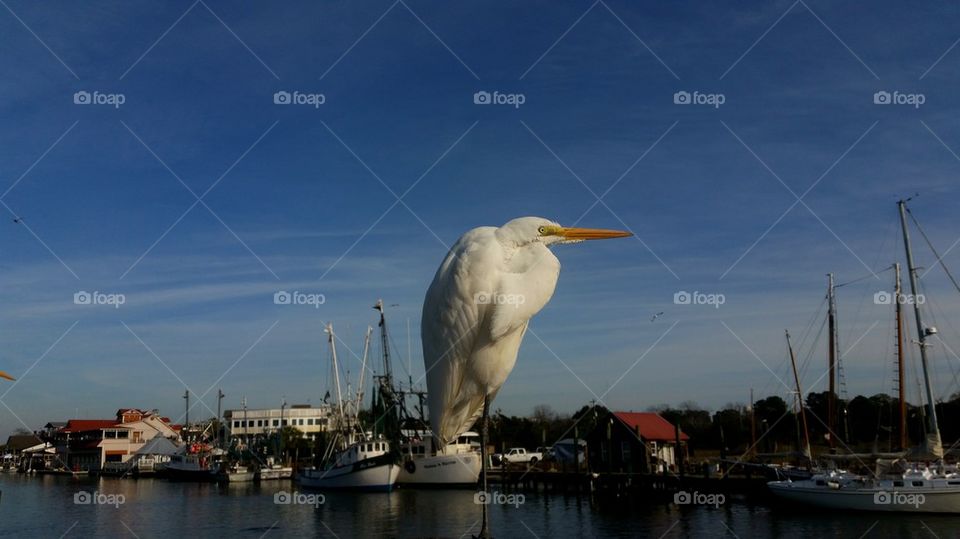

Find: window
117;430;129;438
233;421;240;428
282;419;287;426
133;432;143;443
307;418;314;426
620;441;631;462
257;420;263;427
272;420;279;427
105;431;116;439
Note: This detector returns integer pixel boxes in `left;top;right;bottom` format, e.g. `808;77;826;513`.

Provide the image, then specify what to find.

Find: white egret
421;216;630;537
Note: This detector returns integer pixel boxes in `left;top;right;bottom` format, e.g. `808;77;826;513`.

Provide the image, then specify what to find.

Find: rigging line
920;280;960;401
906;206;960;296
836;265;894;288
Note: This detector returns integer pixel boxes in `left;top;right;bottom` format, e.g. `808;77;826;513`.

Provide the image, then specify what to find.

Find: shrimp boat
163;443;221;481
297;322;400;491
769;199;960;513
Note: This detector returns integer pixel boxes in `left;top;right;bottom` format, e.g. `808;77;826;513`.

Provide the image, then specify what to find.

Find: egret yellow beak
557;227;632;240
0;371;15;381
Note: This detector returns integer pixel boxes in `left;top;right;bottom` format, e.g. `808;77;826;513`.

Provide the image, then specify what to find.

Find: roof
135;436;179;456
63;419;118;432
4;434;42;451
613;412;690;442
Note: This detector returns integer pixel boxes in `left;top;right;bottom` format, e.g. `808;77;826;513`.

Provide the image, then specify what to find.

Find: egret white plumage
421;216;630;536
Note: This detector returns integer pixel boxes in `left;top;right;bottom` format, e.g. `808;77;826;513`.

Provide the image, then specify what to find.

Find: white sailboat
297;322;400;491
769;199;960;513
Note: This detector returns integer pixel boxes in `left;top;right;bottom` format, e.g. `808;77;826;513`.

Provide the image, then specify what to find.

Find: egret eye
538;226;546;235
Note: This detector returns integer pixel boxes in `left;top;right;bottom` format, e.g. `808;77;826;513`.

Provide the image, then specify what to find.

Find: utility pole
183;389;190;442
216;389;225;447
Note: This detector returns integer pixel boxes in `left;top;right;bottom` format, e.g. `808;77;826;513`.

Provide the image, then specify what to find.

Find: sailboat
768;198;960;512
297;322;400;491
369;300;482;487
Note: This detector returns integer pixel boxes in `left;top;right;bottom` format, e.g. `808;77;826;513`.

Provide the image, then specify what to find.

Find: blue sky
2;0;960;437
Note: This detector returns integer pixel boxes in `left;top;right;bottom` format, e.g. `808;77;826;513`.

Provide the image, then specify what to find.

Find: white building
224;404;332;441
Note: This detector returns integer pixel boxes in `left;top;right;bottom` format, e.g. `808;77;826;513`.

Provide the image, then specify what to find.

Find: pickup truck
498;447;543;464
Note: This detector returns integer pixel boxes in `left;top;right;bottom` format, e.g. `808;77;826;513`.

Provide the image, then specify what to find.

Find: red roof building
587;411;689;474
612;412;690;442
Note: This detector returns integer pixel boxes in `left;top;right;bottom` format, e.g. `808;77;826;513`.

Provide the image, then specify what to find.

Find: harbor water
1;474;957;537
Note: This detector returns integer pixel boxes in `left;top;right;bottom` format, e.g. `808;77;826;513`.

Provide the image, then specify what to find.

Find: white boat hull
398;453;480;487
299;461;399;491
257;467;293;481
769;481;960;513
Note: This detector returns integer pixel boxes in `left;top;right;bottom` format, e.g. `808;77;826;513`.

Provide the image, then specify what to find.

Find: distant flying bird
650;311;664;322
0;371;15;381
422;217;632;446
12;217;21;224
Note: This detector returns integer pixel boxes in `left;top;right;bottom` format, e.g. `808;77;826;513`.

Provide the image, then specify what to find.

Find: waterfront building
47;408;181;472
224;404;332;443
587;411;690;474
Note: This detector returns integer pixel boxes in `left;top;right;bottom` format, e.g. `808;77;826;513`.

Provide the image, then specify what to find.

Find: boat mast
826;273;838;448
894;262;908;450
898;199;943;456
786;330;812;460
750;388;757;458
355;327;373;416
326;323;345;420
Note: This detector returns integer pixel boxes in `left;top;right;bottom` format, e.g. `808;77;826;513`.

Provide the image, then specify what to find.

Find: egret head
496;216;632;248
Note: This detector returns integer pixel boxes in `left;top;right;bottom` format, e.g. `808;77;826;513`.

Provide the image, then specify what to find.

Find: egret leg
478;395;492;539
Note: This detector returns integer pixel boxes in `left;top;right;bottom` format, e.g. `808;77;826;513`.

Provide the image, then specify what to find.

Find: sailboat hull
769;481;960;513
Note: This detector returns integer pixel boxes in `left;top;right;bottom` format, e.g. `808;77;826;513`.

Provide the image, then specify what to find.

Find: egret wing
422;228;497;445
